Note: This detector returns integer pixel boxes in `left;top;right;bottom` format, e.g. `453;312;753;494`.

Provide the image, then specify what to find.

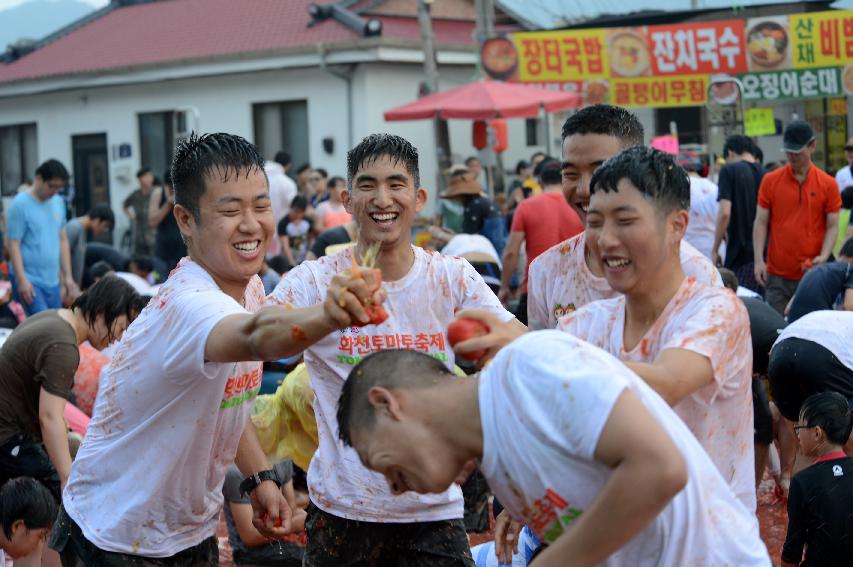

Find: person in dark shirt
0;276;143;510
148;171;187;276
713;135;765;292
787;238;853;322
306;221;356;261
440;171;506;255
782;391;853;567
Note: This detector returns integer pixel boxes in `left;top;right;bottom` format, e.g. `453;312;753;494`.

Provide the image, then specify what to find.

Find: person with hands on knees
338;332;771;567
270;133;520;567
48;133;384;567
781;392;853;567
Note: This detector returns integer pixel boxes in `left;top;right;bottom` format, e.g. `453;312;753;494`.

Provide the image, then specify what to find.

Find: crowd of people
0;103;851;567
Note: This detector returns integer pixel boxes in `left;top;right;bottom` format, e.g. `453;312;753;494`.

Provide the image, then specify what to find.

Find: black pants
49;506;218;567
303;503;473;567
0;433;61;501
768;337;853;422
753;377;773;445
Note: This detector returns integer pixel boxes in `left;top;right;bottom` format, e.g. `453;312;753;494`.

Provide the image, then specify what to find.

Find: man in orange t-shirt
753;120;841;315
498;160;584;324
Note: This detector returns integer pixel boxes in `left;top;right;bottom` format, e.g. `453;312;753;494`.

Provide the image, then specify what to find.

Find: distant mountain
0;0;97;50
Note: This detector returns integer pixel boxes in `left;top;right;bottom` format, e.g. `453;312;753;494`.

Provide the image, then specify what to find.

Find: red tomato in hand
447;318;490;361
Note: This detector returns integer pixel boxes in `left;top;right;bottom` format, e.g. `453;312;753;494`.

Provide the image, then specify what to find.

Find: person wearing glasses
782;392;853;567
6;159;79;314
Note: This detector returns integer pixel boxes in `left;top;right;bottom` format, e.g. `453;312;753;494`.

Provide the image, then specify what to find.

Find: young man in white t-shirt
527;105;721;330
49;133;383;566
556;146;755;511
336;332;770;566
269;133;520;566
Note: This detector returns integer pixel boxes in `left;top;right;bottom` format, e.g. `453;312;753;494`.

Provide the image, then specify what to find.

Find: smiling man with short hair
270;133;520;566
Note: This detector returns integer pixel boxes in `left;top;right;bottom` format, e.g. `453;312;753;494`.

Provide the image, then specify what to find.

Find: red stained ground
218;475;788;565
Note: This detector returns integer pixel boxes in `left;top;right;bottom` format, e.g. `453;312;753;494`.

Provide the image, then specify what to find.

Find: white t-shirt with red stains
269;246;513;523
527;232;722;330
558;276;756;510
63;259;265;556
480;331;769;566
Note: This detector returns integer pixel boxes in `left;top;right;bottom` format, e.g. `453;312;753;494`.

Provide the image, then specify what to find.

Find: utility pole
416;0;452;198
474;0;504;195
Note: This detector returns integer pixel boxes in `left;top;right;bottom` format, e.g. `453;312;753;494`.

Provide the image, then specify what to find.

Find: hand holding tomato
449;309;527;365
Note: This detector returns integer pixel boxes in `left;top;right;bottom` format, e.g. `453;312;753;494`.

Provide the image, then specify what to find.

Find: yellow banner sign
744;108;776;136
512;29;609;81
610;75;708;108
789;10;853;69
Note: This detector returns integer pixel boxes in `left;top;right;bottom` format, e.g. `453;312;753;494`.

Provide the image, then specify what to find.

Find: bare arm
712;199;731;265
204;271;379;363
59;228;79;301
148;187;172;228
753;205;770;286
235;422;292;539
815;212;839;263
532;389;687;567
39;388;73;487
7;239;34;304
498;231;524;304
844;288;853;311
622;348;714;407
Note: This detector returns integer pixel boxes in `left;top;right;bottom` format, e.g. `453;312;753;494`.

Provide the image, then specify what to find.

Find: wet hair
723;135;753;157
35;159;69;182
840;237;853;259
0;477;57;540
129;255;154;274
290;195;308;211
346;133;420;190
337;349;453;447
560;105;644;147
327;175;346;190
590;146;691;213
841;186;853;209
718;267;738;291
170;132;266;223
274;150;291;168
72;274;145;343
537;159;562;185
799;392;853;446
136;167;151;179
163;170;173;187
87;203;115;226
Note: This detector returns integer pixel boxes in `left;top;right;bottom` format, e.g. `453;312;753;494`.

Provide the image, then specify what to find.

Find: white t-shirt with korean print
480;331;769;566
269;245;513;522
527;231;722;330
558;276;756;511
63;259;265;556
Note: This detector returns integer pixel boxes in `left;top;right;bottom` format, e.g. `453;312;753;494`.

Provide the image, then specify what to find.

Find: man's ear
173;204;195;240
669;208;689;243
10;518;25;537
367;386;403;420
342;190;352;214
415;187;428;214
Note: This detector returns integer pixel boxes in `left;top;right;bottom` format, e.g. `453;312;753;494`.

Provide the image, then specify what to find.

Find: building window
138;111;177;182
253;100;309;170
0;123;37;196
525;118;541;147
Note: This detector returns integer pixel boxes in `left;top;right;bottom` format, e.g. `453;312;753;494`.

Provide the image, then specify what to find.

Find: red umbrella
384;80;581;121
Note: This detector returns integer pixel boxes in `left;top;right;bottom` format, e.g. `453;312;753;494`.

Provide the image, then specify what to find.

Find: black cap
782;120;815;153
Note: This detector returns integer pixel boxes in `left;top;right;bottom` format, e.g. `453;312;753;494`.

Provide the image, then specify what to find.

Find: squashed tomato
447;318;490;361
